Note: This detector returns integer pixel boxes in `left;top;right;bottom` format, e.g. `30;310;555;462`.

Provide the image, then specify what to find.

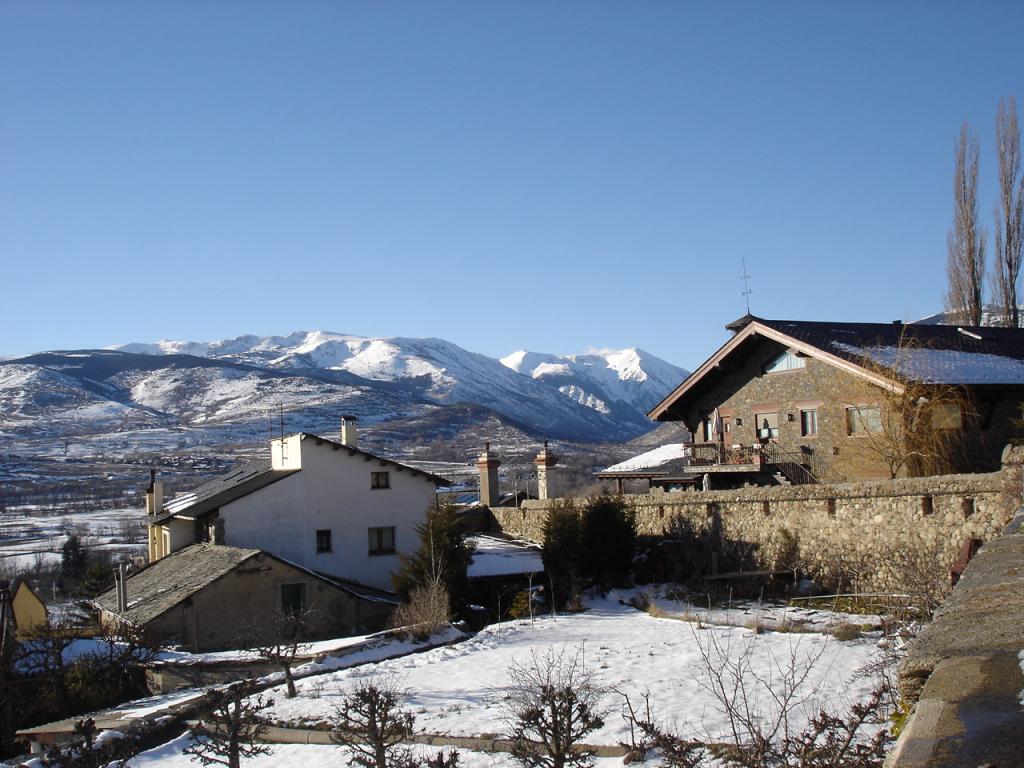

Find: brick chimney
341;415;358;447
534;441;559;500
475;443;501;508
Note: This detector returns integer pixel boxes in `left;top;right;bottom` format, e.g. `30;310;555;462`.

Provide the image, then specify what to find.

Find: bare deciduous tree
249;607;316;698
504;645;606;768
992;96;1024;327
330;673;417;768
946;123;987;325
832;335;974;480
614;630;897;768
183;682;273;768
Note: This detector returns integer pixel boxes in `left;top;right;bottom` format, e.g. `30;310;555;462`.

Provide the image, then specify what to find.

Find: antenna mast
740;256;753;314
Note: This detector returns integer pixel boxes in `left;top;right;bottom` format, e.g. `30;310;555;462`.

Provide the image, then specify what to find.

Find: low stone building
95;543;394;651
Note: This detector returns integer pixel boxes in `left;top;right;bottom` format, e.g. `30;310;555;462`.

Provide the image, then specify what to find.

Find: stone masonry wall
492;447;1024;592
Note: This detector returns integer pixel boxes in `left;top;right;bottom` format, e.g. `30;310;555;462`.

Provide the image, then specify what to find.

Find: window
280;583;305;615
368;526;396;555
847;406;882;435
754;412;779;439
932;403;963;430
316;529;332;553
800;409;818;437
371;471;390;489
764;350;806;374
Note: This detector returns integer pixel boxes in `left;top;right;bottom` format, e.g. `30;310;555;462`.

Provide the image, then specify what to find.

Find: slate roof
94;543;261;626
752;318;1024;382
154;460;299;522
651;316;1024;422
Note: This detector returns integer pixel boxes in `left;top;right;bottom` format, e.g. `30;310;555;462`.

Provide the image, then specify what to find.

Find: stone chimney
534;441;559;500
475;442;501;508
144;470;163;518
341;415;358;447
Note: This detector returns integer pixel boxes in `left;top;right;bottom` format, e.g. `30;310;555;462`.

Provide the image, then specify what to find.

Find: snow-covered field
0;505;146;573
125;735;627;768
15;588;881;768
114;593;887;767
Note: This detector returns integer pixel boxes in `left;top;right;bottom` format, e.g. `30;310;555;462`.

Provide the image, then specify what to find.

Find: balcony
685;441;832;485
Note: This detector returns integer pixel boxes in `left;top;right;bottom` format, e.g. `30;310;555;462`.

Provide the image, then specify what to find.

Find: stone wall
491;447;1024;592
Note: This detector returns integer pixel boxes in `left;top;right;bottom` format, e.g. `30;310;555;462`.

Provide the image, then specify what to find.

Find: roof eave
647;321;905;422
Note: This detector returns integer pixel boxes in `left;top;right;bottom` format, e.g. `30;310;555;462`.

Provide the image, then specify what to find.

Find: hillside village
1;312;1023;767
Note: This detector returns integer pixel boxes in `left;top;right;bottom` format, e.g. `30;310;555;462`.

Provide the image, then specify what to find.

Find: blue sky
2;1;1023;369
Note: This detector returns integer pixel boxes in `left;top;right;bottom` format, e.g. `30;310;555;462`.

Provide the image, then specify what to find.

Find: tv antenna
740;255;753;314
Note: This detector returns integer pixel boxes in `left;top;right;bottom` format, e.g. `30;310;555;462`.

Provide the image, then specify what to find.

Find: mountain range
0;331;688;460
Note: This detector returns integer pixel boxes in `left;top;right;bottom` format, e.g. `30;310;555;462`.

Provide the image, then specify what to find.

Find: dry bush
388;580;450;641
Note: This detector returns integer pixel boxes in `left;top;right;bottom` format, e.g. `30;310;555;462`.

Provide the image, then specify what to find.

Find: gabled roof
299;433;452;486
154;460;299;523
94;543;262;626
649;316;1024;422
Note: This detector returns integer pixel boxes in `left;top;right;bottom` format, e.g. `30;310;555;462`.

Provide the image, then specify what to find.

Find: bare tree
249;607;316;698
992;96;1024;327
832;335;974;480
330;673;417;768
504;645;606;768
946;123;987;325
183;682;273;768
693;630;893;767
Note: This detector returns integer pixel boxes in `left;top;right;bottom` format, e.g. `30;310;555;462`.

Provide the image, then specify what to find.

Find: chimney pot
341;415;359;447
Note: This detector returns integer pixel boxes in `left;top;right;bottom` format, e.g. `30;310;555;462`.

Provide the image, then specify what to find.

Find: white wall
219;436;435;591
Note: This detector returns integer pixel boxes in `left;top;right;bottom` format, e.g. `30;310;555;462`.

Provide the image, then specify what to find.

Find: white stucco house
146;419;450;592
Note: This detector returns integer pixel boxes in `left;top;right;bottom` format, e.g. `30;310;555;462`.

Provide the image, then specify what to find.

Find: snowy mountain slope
108;332;683;439
0;363;165;435
0;351;424;447
501;346;688;416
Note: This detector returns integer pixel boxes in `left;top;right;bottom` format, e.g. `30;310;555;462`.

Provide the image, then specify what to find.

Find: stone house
646;315;1024;484
95;543;393;651
147;418;450;592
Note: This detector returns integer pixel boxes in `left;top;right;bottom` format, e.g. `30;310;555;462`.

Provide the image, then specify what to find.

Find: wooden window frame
315;529;332;553
846;405;883;436
368;526;396;556
799;408;818;438
370;471;391;490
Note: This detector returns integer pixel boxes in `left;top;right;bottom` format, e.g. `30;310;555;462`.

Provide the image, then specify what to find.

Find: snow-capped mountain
0;332;687;463
108;331;686;435
500;347;687;417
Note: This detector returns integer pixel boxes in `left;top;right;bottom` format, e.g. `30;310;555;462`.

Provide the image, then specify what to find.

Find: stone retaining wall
491;448;1024;592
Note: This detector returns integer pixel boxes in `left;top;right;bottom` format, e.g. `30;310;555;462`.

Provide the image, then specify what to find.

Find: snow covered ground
0;504;146;573
260;595;884;744
52;592;887;767
123;735;627;768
